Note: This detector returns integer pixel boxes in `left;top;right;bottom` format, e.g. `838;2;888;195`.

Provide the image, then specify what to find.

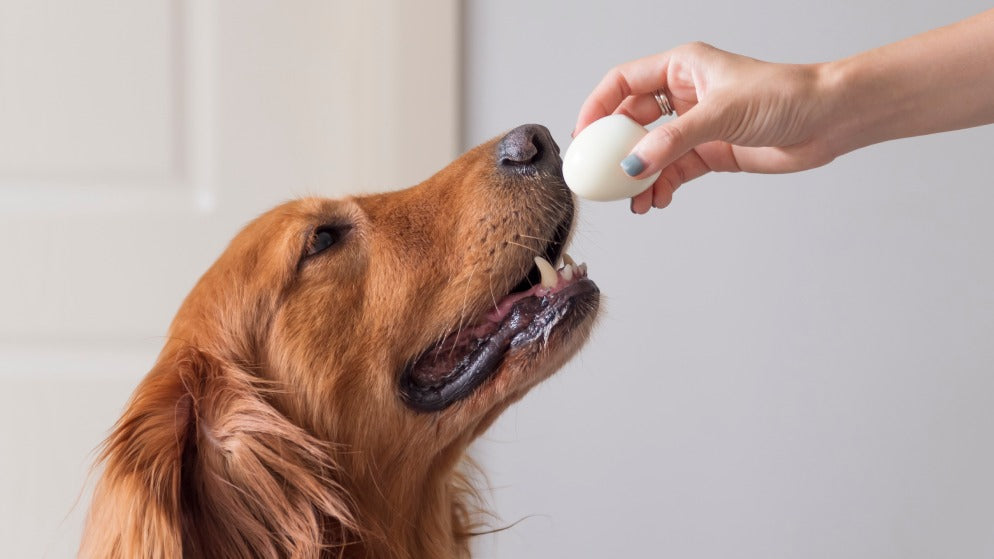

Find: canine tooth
578;262;588;276
562;253;577;267
534;256;558;288
562;264;574;281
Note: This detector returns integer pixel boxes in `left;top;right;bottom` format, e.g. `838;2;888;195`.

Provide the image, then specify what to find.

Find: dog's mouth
398;213;599;413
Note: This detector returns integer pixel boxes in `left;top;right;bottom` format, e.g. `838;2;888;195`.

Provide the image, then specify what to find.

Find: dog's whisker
517;233;556;243
505;240;539;254
449;261;478;359
487;270;499;313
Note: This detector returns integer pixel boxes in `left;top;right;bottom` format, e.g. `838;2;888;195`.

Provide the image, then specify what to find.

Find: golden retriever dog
79;124;599;559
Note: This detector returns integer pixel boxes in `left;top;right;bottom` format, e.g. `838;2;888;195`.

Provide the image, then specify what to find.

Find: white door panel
0;1;458;556
0;0;174;175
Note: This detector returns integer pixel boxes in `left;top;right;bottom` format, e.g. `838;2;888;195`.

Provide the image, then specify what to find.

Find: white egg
562;114;661;201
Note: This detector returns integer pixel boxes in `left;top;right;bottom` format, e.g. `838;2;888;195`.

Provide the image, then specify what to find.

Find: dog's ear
80;347;356;559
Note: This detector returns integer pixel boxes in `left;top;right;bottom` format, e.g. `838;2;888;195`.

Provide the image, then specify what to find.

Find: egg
562;114;661;201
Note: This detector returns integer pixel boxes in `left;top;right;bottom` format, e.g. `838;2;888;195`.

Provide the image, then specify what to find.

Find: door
0;1;458;555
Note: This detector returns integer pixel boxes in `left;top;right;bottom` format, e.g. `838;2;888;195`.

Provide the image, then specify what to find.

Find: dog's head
183;123;599;457
83;125;599;558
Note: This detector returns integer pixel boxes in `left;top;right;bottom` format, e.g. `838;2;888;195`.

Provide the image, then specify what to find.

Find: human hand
574;42;840;212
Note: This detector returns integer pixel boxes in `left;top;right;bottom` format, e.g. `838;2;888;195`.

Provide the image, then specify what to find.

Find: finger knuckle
605;67;631;97
652;181;674;208
684;41;714;55
654;125;686;150
660;174;678;193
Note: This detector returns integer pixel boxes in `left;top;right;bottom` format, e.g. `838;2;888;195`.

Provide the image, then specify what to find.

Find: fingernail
620;154;645;177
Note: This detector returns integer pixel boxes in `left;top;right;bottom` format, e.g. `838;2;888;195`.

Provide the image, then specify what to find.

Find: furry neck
339;446;480;559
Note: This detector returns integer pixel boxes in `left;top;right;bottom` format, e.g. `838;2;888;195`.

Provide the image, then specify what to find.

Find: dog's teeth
562;252;577;267
578;262;588;276
562;264;574;281
534;256;558;288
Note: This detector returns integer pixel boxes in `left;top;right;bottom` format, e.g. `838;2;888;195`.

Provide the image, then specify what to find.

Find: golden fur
80;130;598;558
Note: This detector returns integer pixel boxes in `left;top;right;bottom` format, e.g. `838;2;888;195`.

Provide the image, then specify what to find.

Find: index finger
574;51;674;135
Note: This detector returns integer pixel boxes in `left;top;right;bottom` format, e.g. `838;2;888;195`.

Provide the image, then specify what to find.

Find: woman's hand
574;42;840;213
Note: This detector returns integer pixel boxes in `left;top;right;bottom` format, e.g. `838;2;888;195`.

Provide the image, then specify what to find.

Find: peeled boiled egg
562;114;661;201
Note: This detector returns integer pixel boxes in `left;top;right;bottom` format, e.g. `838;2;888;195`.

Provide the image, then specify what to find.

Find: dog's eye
305;225;349;258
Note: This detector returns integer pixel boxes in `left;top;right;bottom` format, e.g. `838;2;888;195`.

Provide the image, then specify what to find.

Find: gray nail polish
620;154;645;177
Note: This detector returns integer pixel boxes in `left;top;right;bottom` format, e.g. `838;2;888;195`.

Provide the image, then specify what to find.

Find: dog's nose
496;124;561;173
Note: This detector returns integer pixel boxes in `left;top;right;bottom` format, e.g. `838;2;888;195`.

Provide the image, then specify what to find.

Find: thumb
620;103;723;179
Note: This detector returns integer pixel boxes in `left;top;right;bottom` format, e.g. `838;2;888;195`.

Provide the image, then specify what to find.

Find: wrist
813;58;868;160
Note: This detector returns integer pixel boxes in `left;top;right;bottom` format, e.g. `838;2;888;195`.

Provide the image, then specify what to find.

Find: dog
79;124;599;559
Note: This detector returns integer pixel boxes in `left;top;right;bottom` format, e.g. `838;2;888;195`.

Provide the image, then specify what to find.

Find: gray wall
463;1;994;557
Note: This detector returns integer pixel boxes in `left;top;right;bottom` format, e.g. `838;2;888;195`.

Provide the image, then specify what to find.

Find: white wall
463;1;994;557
